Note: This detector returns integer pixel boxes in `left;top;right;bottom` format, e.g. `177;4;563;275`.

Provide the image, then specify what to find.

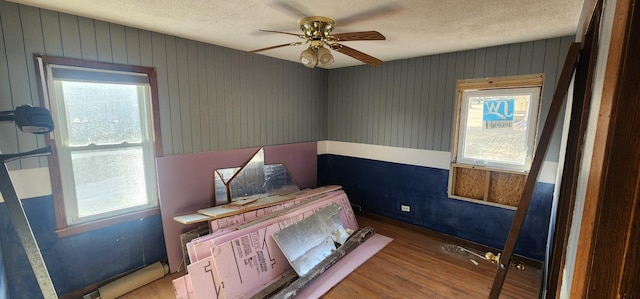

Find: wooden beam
488;42;581;298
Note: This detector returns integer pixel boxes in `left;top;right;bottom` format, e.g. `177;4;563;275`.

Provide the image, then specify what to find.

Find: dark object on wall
0;105;54;134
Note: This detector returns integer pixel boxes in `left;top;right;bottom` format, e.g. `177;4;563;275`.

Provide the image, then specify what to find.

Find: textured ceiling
10;0;584;68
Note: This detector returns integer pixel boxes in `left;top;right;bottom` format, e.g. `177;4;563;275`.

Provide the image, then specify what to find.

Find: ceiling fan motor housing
300;16;335;40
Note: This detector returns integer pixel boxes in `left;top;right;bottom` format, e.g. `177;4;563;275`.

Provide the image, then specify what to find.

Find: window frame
455;86;541;171
448;74;544;208
34;54;163;237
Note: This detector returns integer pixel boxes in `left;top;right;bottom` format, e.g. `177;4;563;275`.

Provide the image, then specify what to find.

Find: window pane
60;81;144;146
462;95;531;165
72;147;150;218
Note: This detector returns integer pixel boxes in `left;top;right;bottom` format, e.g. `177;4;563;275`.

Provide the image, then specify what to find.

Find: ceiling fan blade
247;42;304;54
259;29;305;39
330;31;386;42
329;43;383;67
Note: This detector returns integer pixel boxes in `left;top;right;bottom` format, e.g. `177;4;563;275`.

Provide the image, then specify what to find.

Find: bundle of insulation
173;186;359;299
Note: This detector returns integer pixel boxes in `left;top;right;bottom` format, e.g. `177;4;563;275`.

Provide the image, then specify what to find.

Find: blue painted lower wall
0;196;166;298
318;154;554;261
0;152;552;298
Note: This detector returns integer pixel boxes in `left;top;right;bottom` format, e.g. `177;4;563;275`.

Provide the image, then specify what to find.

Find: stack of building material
172;186;358;299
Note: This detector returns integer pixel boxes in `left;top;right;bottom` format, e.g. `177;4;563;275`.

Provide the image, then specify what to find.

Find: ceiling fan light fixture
248;15;384;67
300;47;318;68
317;46;334;66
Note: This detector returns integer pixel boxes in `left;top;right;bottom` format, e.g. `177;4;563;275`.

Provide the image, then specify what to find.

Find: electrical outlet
401;205;411;212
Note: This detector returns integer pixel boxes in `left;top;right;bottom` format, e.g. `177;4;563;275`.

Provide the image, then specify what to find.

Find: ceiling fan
247;16;386;68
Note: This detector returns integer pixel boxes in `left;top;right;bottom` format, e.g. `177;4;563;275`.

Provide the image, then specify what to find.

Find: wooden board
173;213;214;225
450;164;527;208
488;172;526;206
174;185;342;225
452;167;486;200
197;186;340;219
197;206;246;218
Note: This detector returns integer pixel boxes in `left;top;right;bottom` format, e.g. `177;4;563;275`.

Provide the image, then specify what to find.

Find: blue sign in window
483;99;515;129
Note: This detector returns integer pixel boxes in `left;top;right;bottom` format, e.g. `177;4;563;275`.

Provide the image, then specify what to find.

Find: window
449;74;543;208
456;87;541;171
35;55;162;236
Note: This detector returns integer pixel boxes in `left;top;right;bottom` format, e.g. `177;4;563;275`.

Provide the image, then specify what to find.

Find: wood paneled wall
327;36;574;162
0;0;574;171
0;1;327;170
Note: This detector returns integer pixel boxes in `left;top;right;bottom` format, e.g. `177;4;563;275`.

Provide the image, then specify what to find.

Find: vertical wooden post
544;1;602;296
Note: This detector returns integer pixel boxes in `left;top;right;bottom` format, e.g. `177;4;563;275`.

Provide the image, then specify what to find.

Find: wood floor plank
119;214;541;298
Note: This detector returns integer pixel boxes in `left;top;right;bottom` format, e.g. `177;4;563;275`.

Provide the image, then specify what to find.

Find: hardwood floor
323;215;540;299
119;214;541;298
